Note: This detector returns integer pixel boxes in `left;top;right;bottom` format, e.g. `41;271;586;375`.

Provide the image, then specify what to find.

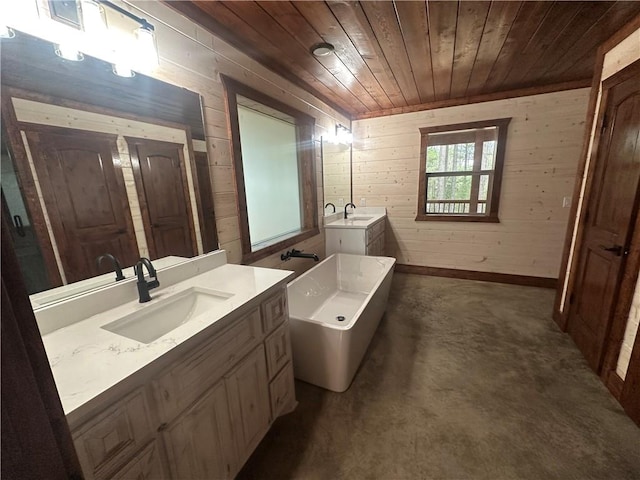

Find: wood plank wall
121;0;349;275
352;88;590;278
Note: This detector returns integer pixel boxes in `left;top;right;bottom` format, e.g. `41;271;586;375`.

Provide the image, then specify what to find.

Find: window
222;75;318;263
416;118;510;222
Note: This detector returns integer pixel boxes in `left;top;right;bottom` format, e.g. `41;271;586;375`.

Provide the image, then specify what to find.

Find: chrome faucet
134;257;160;303
96;253;125;281
324;202;336;213
344;202;356;219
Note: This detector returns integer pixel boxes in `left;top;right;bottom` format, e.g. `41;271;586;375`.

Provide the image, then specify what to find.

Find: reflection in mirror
322;137;352;214
1;30;217;305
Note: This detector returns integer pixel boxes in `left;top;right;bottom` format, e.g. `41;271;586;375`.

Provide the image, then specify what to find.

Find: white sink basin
101;287;234;343
349;216;374;221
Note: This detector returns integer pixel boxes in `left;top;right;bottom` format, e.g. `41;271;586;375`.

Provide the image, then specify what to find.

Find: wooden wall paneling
464;1;524;96
521;3;615;85
359;0;420;104
0;94;62;287
501;2;585;88
222;1;377;112
326;0;406;108
449;1;491;98
172;1;359;116
352;88;589;279
425;1;458;101
540;3;640;83
481;3;550;91
392;1;435;103
287;1;392;110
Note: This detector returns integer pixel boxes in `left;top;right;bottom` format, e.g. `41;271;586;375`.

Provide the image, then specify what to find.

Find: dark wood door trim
0;94;62;287
601;197;640;397
620;324;640;426
126;136;198;259
564;59;640;372
553;16;640;330
194;151;219;252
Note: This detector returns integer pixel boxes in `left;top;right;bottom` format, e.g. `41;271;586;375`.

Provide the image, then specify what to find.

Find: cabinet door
108;441;165;480
162;380;237;480
225;346;271;464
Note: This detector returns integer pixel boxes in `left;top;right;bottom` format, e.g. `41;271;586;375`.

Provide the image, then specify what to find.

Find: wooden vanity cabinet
325;217;386;256
70;286;295;480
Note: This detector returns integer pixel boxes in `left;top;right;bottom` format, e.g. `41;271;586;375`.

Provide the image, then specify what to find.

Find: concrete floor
238;273;640;479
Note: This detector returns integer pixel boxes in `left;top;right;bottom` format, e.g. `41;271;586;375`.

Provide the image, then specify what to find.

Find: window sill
415;214;500;223
241;227;320;264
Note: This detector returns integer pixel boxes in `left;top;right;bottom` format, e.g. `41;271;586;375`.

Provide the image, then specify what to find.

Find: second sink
101;287;234;344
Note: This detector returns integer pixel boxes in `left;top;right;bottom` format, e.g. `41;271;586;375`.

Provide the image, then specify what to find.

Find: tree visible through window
417;118;510;222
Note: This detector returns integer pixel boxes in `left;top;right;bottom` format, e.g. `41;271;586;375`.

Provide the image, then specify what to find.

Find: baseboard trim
395;264;557;289
605;371;625;400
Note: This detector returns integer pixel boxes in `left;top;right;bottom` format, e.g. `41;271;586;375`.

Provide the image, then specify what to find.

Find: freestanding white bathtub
287;253;395;392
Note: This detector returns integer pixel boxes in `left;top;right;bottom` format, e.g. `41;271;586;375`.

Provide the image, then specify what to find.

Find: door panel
568;72;640;372
26;129;139;284
195;151;218;253
127;138;195;259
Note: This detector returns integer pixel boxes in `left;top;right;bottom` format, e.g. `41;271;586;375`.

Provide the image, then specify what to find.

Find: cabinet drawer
107;440;165;480
153;308;261;421
73;388;153;479
264;321;292;379
261;289;287;333
269;362;295;419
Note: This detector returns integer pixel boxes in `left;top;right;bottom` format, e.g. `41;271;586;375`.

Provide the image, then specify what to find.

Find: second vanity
37;251;296;479
325;207;387;257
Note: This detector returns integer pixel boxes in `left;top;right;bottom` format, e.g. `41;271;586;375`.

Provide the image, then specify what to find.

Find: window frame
416;118;511;223
221;75;319;264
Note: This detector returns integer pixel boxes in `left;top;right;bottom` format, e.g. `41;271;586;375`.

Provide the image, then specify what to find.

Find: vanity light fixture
0;25;15;38
80;0;107;35
55;42;84;61
112;63;135;78
135;24;158;72
311;42;335;57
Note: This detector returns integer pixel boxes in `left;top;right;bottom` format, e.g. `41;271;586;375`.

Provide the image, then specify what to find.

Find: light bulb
81;0;106;34
55;43;84;61
136;26;158;72
113;63;135;78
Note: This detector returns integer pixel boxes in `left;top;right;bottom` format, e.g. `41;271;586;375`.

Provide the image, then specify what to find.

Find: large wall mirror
321;137;352;214
1;30;217;306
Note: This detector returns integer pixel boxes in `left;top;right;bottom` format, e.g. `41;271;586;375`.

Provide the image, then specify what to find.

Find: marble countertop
324;212;386;229
42;263;294;420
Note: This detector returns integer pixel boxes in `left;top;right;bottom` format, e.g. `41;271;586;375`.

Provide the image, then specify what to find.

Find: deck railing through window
425;200;487;214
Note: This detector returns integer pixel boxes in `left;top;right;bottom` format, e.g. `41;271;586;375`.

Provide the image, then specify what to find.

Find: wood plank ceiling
169;1;640;119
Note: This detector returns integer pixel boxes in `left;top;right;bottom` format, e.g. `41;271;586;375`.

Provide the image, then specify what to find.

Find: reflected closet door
26;128;139;284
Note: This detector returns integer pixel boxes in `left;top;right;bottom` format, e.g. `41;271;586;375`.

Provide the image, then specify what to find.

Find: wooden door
26;128;139;284
225;346;271;464
195;151;219;253
127;137;195;259
163;380;237;480
567;69;640;372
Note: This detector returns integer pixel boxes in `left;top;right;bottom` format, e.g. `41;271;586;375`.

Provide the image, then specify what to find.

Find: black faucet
281;249;319;262
344;202;356;219
134;257;160;303
324;202;336;213
96;253;125;281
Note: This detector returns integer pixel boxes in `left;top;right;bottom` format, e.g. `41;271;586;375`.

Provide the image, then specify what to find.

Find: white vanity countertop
42;263;294;420
325;211;386;230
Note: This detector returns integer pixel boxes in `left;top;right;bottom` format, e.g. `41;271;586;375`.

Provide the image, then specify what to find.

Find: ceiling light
311;42;335;57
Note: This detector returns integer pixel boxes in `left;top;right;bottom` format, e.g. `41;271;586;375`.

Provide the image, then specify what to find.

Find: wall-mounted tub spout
281;249;319;262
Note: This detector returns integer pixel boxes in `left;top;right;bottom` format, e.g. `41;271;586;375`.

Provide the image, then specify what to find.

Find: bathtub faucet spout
281;249;320;262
